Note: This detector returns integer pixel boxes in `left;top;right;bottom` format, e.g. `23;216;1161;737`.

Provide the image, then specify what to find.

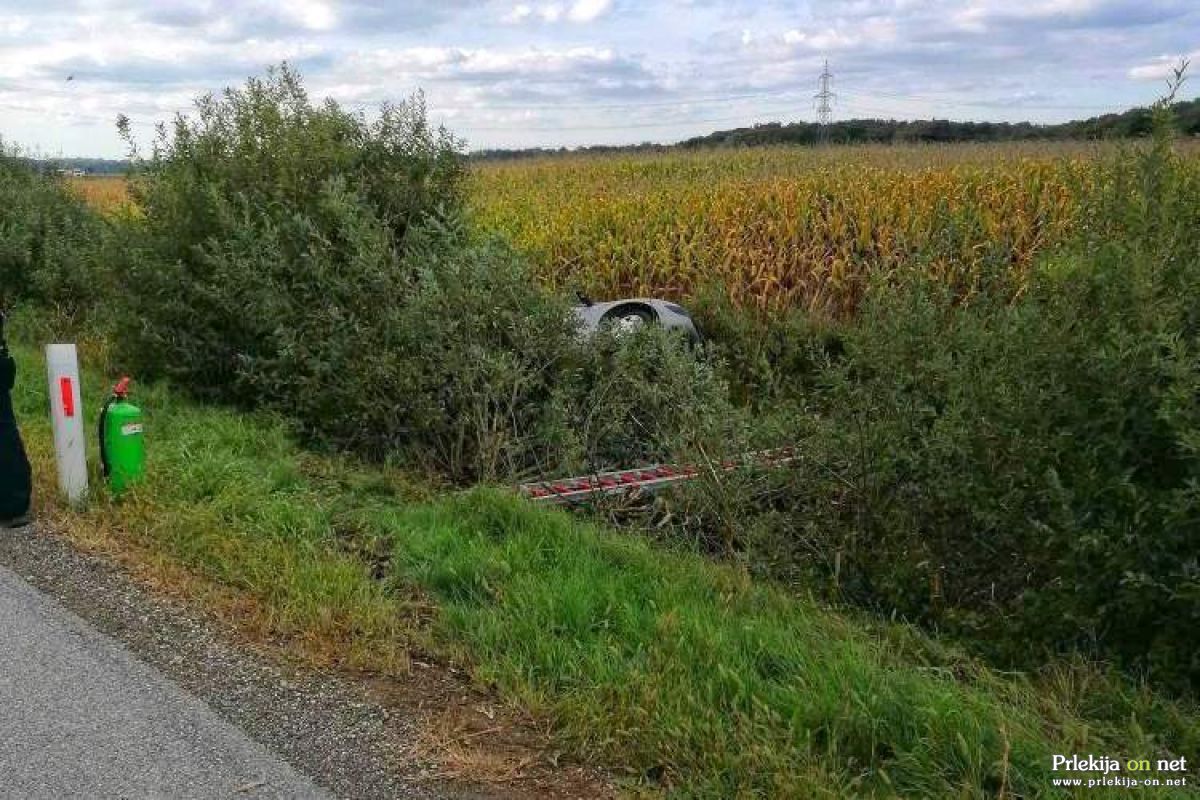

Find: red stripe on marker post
59;377;75;418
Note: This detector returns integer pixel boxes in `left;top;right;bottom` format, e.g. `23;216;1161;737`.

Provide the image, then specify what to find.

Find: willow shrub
113;66;730;481
113;65;464;406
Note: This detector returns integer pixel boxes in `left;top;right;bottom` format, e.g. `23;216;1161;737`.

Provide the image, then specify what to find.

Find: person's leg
0;352;33;526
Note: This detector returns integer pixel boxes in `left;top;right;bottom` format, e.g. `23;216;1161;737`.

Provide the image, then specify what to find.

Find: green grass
8;331;1198;798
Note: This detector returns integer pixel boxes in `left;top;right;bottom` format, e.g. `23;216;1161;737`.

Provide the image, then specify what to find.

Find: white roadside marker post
45;344;88;505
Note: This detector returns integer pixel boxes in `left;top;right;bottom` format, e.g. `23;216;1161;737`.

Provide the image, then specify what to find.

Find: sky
0;0;1196;157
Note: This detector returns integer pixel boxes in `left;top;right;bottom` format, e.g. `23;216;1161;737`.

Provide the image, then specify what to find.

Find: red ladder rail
517;447;798;504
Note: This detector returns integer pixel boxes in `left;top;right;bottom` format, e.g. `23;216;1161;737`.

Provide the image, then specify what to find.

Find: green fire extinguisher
99;377;145;493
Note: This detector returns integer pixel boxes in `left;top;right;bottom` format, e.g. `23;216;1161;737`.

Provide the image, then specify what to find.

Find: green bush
0;142;106;313
114;66;729;481
114;65;464;405
722;105;1200;689
553;323;735;472
257;214;581;481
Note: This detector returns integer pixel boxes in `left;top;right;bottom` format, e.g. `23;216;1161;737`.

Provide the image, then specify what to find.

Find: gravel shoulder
0;521;457;800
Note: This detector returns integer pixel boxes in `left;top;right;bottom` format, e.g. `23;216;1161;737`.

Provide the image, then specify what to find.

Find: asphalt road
0;562;329;800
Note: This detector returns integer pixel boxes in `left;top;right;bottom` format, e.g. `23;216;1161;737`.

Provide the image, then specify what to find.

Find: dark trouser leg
0;354;32;522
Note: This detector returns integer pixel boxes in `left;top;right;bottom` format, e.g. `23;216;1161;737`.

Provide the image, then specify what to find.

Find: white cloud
503;0;612;24
289;0;337;31
1128;51;1199;81
503;3;534;23
773;14;895;53
780;27;865;52
343;44;624;80
954;0;1100;30
0;15;30;37
567;0;614;23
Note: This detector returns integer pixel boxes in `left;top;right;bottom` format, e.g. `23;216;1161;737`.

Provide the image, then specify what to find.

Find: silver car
572;295;702;344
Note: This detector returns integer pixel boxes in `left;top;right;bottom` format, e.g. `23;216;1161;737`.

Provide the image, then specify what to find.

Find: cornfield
471;142;1116;315
71;141;1199;316
69;175;132;214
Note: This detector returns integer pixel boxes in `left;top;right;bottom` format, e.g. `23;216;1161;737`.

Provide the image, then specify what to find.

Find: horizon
23;95;1198;163
0;1;1197;159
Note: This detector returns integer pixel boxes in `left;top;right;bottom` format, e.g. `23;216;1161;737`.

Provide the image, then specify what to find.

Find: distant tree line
473;97;1200;159
470;142;674;161
25;157;129;175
